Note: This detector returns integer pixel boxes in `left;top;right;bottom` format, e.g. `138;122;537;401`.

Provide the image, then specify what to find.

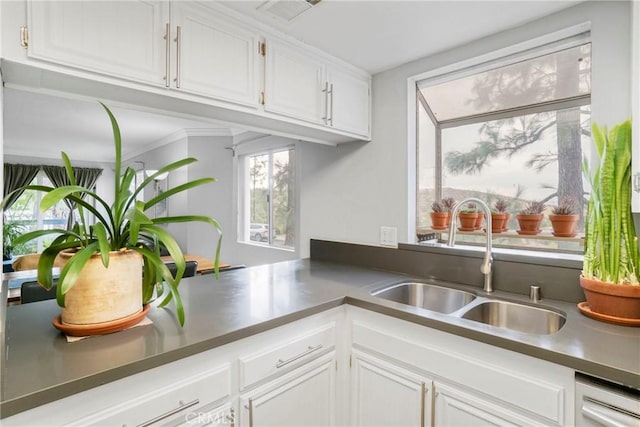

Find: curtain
3;163;40;213
42;166;103;230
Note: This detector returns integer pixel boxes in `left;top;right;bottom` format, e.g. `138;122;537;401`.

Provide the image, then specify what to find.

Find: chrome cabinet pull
247;399;254;427
328;83;334;126
136;398;199;427
276;344;323;368
321;81;329;124
228;407;235;427
163;23;170;87
174;25;182;88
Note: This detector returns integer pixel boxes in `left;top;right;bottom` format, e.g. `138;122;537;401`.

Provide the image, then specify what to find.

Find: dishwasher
576;374;640;426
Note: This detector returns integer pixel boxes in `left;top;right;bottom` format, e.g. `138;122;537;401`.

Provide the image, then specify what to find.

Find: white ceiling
3;0;583;163
220;0;583;74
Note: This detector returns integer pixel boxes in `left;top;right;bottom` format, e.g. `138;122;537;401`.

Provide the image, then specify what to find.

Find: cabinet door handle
136;398;199;427
276;344;323;368
163;23;170;87
321;81;329;124
247;398;254;427
328;83;334;126
174;25;182;88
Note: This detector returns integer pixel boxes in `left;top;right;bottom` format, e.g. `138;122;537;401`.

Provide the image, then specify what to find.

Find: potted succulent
549;197;579;237
580;120;639;323
457;203;478;231
491;199;509;233
4;103;222;329
429;197;455;230
516;201;545;235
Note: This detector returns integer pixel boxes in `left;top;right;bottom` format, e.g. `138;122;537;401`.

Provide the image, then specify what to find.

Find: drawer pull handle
276;344;323;368
137;398;200;427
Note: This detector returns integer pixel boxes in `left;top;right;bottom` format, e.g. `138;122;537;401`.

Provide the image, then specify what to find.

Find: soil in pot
579;275;640;323
516;214;543;235
430;212;450;230
458;212;478;231
549;214;579;237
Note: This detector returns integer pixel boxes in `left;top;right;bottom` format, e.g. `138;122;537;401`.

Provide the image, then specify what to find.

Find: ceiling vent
257;0;322;22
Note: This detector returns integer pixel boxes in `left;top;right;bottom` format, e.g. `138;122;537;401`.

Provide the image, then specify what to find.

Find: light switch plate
380;226;398;247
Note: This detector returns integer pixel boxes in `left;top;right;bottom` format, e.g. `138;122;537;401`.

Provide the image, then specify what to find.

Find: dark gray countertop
2;259;639;418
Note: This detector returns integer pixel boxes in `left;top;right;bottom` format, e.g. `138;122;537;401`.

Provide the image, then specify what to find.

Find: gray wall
299;1;632;253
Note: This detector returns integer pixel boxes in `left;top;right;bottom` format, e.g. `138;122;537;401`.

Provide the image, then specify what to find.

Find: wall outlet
380;226;398;247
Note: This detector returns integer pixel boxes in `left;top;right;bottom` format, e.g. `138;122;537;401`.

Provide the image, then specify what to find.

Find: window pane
248;154;269;230
419;43;591;121
272;149;295;249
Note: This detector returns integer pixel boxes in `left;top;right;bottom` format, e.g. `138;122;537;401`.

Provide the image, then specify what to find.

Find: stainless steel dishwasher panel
576;376;640;427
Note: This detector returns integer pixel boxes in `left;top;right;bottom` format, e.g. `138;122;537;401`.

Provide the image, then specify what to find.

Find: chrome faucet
447;198;493;293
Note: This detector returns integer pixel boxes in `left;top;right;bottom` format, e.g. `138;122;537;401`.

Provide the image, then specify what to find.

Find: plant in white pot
581;119;639;323
3;103;222;329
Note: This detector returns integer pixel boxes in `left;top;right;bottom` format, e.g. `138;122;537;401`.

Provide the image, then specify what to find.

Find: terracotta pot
502;213;511;232
491;213;507;233
516;213;543;235
458;212;478;231
59;249;143;325
549;214;579;237
580;275;640;320
474;212;485;230
430;212;450;230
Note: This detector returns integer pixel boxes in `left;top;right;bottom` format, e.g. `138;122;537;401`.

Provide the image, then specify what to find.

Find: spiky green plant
583;120;639;284
493;198;509;213
519;201;545;215
431;201;445;213
2;103;223;325
552;197;578;215
441;197;456;212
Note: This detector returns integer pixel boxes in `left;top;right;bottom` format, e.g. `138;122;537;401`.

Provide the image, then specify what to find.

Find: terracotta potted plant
465;202;485;230
457;203;478;231
549;197;579;237
580;120;640;324
491;199;509;233
516;201;545;235
430;201;449;230
429;197;455;230
4;103;223;329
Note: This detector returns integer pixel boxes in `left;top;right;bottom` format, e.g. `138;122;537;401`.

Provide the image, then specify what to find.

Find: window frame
237;143;297;251
407;23;592;252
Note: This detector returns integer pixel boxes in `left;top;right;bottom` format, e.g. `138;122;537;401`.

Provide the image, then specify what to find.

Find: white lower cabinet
347;306;575;427
351;349;431;427
239;353;336;427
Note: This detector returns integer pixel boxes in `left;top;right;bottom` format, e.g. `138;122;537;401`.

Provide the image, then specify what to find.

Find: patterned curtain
42;166;103;230
3;163;40;213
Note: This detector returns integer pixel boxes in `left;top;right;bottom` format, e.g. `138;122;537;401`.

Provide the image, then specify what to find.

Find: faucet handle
530;285;541;303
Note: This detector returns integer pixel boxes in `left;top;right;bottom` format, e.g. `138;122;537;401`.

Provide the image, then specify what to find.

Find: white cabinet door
240;354;336;427
351;350;431;427
433;382;540;427
27;0;168;86
264;39;326;125
326;67;370;137
171;2;260;107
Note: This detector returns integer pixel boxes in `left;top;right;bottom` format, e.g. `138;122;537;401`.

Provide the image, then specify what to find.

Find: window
4;172;70;254
416;37;591;253
240;147;296;249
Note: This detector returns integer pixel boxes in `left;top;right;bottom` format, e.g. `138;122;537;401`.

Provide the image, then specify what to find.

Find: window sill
239;240;295;253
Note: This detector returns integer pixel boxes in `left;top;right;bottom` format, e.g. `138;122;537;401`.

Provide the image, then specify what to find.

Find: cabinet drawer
69;364;231;426
239;322;335;389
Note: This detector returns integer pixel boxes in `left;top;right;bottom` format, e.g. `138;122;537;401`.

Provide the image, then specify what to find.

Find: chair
137;236;171;256
21;280;57;304
165;260;198;278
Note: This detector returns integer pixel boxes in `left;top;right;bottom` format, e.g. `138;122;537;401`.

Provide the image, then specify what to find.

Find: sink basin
371;282;476;314
461;300;566;334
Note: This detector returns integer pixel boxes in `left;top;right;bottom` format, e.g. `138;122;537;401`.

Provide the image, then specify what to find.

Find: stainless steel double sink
370;281;566;335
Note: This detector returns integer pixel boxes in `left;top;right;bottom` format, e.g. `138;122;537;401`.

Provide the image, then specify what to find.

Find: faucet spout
447;197;493;293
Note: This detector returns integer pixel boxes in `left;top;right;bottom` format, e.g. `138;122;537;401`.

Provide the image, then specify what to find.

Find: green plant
583;120;638;284
431;201;445;213
4;103;222;325
492;198;509;213
519;201;545;215
460;202;478;214
552;197;578;215
3;220;26;258
441;197;456;212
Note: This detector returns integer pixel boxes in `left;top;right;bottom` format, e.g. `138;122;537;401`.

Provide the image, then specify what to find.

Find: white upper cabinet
28;0;168;86
264;38;326;125
171;2;259;107
326;66;371;137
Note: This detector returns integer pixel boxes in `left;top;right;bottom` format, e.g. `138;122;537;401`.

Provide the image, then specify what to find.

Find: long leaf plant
3;103;222;325
582;120;639;285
